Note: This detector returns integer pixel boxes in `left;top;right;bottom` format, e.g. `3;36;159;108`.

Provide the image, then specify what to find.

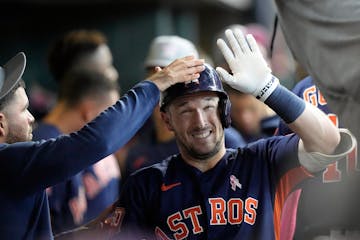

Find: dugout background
0;0;277;119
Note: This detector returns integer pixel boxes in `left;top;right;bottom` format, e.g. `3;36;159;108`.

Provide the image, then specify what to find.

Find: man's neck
43;102;84;134
181;146;227;172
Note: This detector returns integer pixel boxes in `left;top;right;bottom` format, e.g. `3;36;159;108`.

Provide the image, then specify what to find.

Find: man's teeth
193;131;211;138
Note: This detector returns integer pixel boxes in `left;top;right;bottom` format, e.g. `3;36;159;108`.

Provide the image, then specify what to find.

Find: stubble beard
179;131;224;160
6;127;32;144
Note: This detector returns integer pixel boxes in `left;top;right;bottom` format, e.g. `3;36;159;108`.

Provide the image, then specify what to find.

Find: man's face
1;87;35;143
162;92;225;159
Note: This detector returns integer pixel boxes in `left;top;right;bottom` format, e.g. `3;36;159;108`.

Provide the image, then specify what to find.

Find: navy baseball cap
0;52;26;100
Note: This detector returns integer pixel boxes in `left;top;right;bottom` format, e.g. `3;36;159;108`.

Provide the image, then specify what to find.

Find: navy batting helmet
160;63;231;128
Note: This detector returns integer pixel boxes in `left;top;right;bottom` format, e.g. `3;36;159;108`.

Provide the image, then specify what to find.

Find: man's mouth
192;129;212;139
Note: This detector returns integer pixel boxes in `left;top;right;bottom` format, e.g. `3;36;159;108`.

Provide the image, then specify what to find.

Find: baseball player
277;76;360;239
123;35;246;182
45;29;122;227
87;29;355;240
32;69;121;233
0;52;204;239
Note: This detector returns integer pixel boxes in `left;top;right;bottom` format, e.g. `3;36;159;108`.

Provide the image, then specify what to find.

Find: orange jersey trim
274;166;313;240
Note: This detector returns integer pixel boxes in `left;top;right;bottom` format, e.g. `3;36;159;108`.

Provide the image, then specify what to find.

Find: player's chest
153;175;271;239
153;195;264;240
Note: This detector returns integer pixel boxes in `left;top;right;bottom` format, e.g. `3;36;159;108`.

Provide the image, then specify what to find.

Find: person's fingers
182;55;196;60
217;38;235;65
167;58;205;75
245;34;260;54
148;56;206;90
216;67;233;84
184;59;205;70
182;70;202;81
184;64;205;75
154;66;162;72
167;56;204;71
233;28;250;54
225;29;243;57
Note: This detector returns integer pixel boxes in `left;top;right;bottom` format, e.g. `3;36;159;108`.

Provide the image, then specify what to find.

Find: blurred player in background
277;75;360;240
33;29;122;233
33;69;121;233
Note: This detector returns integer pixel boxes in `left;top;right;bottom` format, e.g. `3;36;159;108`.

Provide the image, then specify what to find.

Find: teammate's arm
0;56;204;194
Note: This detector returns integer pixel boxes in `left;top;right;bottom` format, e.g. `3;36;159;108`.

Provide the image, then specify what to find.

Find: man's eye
180;109;191;114
205;105;215;110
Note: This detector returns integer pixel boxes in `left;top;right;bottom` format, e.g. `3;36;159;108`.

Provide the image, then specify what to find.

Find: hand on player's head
147;55;205;91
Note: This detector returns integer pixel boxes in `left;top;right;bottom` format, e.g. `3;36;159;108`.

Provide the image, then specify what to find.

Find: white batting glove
216;28;279;102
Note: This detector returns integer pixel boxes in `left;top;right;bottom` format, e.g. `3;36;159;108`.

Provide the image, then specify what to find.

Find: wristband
255;75;279;102
264;84;306;123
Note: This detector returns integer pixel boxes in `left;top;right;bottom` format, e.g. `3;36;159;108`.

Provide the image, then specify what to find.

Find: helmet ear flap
219;98;232;128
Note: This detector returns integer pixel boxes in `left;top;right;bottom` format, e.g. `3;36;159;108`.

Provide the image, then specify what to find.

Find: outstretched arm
0;56;205;194
216;29;342;162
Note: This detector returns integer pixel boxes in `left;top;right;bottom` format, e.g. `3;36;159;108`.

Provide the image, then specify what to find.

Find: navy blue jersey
232;116;280;144
224;126;247;149
115;134;301;240
82;156;120;222
277;76;360;239
33;122;86;234
0;81;159;239
124;138;179;182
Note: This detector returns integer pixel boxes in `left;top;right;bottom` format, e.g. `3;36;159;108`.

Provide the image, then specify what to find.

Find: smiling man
91;29;356;240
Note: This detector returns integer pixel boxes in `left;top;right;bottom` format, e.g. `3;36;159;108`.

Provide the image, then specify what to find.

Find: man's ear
160;111;174;132
0;113;7;137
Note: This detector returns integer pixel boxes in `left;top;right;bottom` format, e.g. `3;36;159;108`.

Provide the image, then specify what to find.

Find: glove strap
255;75;279;102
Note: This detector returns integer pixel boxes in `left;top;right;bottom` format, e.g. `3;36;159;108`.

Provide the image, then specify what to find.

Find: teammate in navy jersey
33;69;121;233
45;30;123;228
0;51;204;240
33;122;87;234
79;29;355;240
277;76;360;239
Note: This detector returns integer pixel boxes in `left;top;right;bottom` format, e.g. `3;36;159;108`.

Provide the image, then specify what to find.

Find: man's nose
193;109;207;127
27;110;35;124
